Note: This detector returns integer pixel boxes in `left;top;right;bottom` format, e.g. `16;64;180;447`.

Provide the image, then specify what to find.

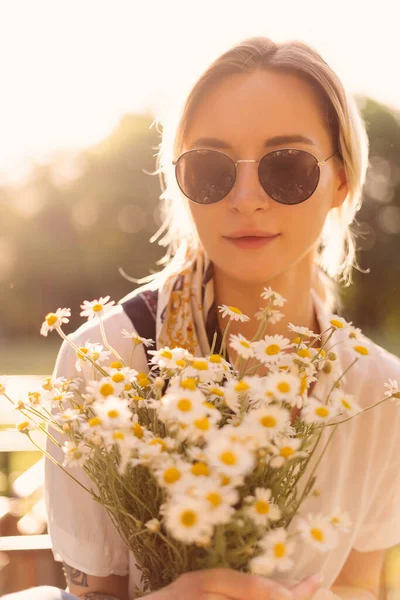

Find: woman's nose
226;161;272;214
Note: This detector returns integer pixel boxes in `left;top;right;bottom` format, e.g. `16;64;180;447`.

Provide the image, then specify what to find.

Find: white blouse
44;290;400;598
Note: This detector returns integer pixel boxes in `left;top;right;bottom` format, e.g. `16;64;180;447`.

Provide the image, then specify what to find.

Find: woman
10;36;400;600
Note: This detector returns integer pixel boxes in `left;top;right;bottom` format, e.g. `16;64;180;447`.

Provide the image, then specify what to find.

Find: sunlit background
1;0;400;596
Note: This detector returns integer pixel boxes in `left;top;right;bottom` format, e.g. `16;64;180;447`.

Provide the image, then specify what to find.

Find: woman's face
182;69;348;285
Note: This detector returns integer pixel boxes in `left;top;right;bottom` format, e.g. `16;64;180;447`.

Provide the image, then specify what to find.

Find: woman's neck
213;264;321;343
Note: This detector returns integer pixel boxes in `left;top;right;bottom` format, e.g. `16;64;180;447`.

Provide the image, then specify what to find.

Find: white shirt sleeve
44;306;148;576
352;348;400;552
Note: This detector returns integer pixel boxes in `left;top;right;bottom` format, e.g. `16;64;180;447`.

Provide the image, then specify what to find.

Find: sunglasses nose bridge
229;159;272;211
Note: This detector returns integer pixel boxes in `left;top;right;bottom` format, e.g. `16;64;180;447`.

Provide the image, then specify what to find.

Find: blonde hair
148;36;370;313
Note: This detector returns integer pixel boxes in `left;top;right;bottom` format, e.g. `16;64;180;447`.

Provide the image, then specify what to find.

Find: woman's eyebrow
190;134;317;149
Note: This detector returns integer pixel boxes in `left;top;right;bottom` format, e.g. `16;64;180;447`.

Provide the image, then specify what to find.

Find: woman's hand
144;568;323;600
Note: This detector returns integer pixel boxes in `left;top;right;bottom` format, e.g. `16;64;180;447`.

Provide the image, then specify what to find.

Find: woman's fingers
290;574;324;600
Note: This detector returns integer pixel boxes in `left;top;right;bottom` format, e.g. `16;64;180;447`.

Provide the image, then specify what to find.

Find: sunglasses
173;148;338;205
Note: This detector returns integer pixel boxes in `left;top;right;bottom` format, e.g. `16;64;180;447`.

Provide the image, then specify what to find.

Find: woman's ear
331;161;349;209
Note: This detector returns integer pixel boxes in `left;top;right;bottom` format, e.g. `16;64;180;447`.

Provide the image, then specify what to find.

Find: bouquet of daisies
2;288;400;595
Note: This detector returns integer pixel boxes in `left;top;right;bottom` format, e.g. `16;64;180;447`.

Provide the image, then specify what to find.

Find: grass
0;338;62;376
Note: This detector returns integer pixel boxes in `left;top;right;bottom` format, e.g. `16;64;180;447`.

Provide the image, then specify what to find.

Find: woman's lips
223;234;280;249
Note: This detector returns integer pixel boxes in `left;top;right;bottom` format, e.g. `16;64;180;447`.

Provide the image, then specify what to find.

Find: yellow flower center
100;383;114;397
175;359;186;367
149;438;166;450
207;492;222;507
41;377;52;391
191;462;210;476
297;348;311;359
316;407;329;418
124;383;132;391
180;378;197;391
113;431;125;440
137;373;150;386
354;345;369;356
280;446;295;458
291;336;301;344
220;474;231;486
180;510;197;527
209;354;222;363
311;528;324;542
92;304;103;313
110;361;123;369
266;344;280;356
330;319;344;329
107;410;119;419
161;350;173;359
300;376;308;395
194;417;210;431
45;313;58;326
260;415;277;428
192;360;208;371
211;387;224;397
89;417;101;427
235;381;250;393
274;543;286;558
132;423;144;438
112;373;125;383
164;467;181;484
341;399;351;410
77;347;89;359
91;352;100;361
220;451;237;466
131;395;143;403
277;382;290;393
240;340;251;348
18;421;30;431
177;398;192;412
255;500;269;514
228;306;242;314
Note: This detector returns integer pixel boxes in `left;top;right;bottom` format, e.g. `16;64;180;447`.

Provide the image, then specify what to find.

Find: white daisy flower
245;487;281;527
329;315;352;331
301;397;340;424
260;287;287;307
179;411;221;444
384;379;400;403
62;440;91;468
27;391;45;406
329;509;352;533
56;408;85;425
330;389;362;417
192;477;239;525
255;527;296;573
92;396;131;429
350;342;370;357
162;496;213;544
75;342;112;372
347;326;366;341
254;307;284;324
244;405;291;441
121;329;154;347
252;335;292;365
269;437;308;468
296;513;339;551
262;372;301;404
40;308;71;336
148;346;192;370
80;296;115;320
287;323;319;338
229;334;254;359
223;377;257;414
218;304;250;322
183;359;216;384
86;377;126;401
158;389;208;425
16;420;37;434
206;437;255;477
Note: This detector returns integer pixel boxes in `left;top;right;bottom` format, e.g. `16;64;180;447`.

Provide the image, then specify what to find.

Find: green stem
99;317;127;367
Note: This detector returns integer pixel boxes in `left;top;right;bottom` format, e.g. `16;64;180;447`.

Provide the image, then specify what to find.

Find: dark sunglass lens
175;150;235;203
259;149;320;204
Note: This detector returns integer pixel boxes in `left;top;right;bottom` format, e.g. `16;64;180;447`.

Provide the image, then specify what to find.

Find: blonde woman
9;36;400;600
